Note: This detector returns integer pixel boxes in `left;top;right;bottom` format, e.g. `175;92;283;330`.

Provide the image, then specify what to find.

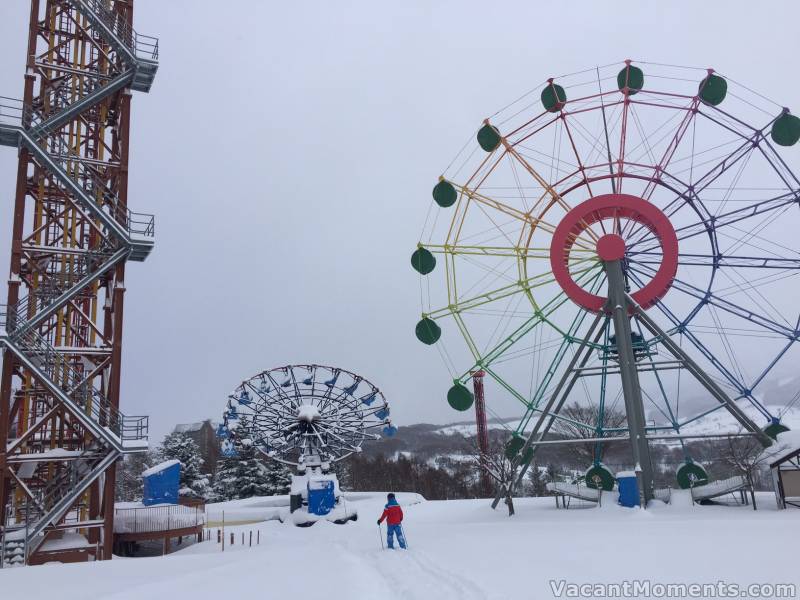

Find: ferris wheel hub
549;193;679;314
596;234;626;261
297;404;321;423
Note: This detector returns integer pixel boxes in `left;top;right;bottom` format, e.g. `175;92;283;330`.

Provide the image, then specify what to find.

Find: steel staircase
0;0;158;562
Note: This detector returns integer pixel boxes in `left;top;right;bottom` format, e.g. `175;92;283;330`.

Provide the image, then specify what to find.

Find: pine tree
158;432;212;500
262;457;292;496
115;450;154;502
211;442;292;501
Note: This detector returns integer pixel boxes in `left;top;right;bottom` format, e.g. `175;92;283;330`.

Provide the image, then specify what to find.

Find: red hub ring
548;193;679;313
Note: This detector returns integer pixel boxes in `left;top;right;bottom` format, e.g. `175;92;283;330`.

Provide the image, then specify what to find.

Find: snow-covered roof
142;459;180;477
765;430;800;467
174;420;217;433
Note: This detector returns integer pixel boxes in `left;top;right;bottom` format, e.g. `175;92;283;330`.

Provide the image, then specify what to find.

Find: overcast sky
1;1;799;443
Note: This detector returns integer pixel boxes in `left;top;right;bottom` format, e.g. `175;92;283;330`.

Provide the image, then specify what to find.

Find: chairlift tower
0;0;158;565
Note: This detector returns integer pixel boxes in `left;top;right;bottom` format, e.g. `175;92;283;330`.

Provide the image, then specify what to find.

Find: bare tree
721;430;769;510
469;436;518;516
551;402;627;466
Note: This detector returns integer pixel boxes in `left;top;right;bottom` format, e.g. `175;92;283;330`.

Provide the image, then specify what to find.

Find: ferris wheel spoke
629;263;797;339
421;242;549;260
244;380;294;417
628;190;799;254
629;251;800;270
624;138;759;245
559;114;599;200
456;268;604;378
625;269;764;407
313;422;360;452
635;97;699;204
426;261;596;321
758;137;800;191
452;183;596;250
615;89;634;194
500;143;595;238
264;372;300;410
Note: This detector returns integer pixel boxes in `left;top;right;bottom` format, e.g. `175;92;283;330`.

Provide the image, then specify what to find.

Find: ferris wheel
218;364;395;524
414;60;800;500
217;364;395;467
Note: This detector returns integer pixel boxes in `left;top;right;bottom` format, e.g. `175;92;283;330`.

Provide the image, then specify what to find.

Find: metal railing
39;135;155;241
113;504;205;534
0;323;149;442
127;209;156;237
0;96;25;128
77;0;159;60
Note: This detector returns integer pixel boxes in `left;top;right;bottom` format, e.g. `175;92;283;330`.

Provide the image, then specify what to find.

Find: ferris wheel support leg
630;295;774;449
605;259;655;507
490;313;606;510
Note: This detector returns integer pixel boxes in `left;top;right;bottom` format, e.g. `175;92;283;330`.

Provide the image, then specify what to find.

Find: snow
297;404;321;422
141;459;180;477
691;476;747;501
434;418;517;437
3;492;799;599
760;429;800;466
5;449;84;461
38;533;93;552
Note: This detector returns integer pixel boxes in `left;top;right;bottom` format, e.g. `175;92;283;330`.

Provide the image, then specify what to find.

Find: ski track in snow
366;544;487;600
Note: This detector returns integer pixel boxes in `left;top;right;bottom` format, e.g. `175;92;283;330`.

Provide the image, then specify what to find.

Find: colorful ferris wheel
414;60;800;500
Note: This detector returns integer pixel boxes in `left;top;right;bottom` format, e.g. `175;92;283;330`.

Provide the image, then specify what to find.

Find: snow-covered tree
115;449;155;501
262;457;292;496
211;443;293;501
157;432;212;500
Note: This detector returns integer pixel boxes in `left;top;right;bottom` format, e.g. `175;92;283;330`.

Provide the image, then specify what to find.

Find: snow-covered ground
3;491;799;599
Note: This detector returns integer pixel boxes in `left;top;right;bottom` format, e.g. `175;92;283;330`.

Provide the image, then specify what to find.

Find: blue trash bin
617;471;640;507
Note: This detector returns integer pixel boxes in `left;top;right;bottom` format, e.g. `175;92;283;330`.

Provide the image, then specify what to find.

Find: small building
143;459;181;506
770;444;800;509
173;420;220;474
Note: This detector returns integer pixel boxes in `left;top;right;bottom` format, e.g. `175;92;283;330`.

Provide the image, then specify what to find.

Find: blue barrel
616;471;640;507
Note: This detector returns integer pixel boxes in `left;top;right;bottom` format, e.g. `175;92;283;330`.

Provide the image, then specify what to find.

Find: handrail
76;0;159;61
0;323;148;442
113;504;205;534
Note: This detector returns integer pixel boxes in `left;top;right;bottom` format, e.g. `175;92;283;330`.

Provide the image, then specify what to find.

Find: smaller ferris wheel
217;364;395;466
217;364;395;525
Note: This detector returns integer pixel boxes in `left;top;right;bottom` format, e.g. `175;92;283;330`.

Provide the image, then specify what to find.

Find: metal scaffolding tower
470;371;491;497
0;0;158;566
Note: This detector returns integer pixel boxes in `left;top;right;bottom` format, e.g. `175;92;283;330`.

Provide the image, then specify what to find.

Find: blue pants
386;524;406;549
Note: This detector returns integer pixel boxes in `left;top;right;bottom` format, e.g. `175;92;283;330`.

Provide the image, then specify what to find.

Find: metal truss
0;0;157;566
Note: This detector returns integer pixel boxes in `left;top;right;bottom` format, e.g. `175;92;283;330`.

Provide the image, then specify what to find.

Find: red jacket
379;503;403;525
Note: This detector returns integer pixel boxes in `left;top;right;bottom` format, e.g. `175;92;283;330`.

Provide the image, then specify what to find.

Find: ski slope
2;492;799;599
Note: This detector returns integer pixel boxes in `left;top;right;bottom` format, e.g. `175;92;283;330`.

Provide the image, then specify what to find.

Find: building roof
766;430;800;468
173;420;217;434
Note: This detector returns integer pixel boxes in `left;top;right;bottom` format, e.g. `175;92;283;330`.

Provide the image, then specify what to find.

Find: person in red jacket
377;493;406;549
